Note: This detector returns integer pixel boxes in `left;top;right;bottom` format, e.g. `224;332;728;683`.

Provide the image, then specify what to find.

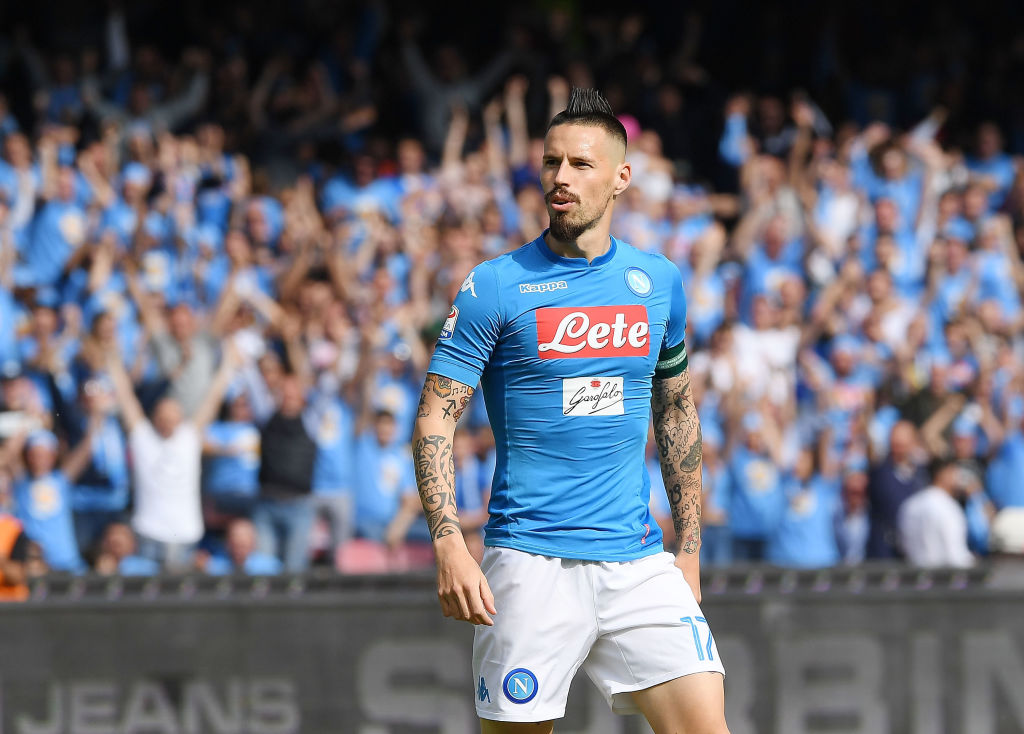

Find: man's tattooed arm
413;373;475;541
651;369;703;555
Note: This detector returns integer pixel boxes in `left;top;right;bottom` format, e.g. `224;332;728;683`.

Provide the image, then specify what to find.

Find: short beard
548;198;610;243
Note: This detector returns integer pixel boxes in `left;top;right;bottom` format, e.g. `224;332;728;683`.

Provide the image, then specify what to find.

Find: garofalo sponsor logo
562;377;624;416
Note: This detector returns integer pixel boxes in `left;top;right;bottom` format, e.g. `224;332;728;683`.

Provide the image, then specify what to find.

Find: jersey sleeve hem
427;358;481;389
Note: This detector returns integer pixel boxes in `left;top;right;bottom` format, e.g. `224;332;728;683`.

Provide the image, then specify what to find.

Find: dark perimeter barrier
1;562;1024;734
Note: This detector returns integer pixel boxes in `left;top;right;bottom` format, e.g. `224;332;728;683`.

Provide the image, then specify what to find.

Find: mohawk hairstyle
546;88;628;148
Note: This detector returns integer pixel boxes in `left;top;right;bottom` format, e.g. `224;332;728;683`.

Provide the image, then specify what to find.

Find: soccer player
412;89;729;733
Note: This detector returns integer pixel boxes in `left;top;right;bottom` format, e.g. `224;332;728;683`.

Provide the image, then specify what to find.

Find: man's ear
613;162;631;198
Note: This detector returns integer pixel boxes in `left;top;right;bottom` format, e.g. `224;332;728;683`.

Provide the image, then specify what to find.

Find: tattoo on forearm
413;375;476;540
413;434;461;539
652;370;703;555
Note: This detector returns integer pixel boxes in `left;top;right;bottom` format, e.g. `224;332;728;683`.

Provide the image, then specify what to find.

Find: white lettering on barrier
357;640;472;734
4;625;1024;733
11;679;299;734
912;633;943;734
964;631;1024;733
776;634;889;734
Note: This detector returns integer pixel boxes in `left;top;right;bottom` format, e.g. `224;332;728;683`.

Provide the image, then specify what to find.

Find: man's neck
544;222;613;263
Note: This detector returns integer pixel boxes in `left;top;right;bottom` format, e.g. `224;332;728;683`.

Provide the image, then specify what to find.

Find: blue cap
34;286;60;308
126;120;153;140
191;222;223;253
122;162;151;187
57;144;76;167
830;335;860;357
843;452;869;476
927;348;952;369
942;219;974;243
25;430;58;451
951;414;977;438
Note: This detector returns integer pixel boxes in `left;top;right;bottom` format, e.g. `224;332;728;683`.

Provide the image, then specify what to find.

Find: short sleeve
655;260;689;378
428;263;504;387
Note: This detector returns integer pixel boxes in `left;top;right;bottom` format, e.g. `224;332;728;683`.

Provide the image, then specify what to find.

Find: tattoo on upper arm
433;375;453;397
652;370;703;555
417;374;475;422
453;395;470;422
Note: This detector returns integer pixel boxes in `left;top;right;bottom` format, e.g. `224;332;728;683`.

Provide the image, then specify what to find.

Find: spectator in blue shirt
371;346;421;442
986;410;1024;510
948;420;994;556
835;459;870;564
966;123;1017;211
204;518;283;576
53;378;130;556
9;428;101;573
93;522;160;576
727;412;787;561
308;389;357;560
452;429;488;534
769;446;842;568
699;423;731;566
353;409;421;545
20;167;87;287
202;390;261;519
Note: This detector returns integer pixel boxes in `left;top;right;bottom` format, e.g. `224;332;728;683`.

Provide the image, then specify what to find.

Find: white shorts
472;546;725;722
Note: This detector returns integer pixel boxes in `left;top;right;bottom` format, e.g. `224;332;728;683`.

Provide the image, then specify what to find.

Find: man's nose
553;158;572;186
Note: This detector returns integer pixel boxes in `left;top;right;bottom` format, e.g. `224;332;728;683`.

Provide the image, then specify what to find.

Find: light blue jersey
13;471;85;572
203;422;261;496
428;232;688;561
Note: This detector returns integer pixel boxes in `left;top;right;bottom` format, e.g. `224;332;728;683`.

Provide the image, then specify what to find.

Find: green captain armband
654;340;688;379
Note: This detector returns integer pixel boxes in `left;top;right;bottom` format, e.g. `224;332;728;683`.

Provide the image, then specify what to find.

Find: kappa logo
502;668;538;704
536;305;650;358
460;271;477;298
519;280;568;294
478;676;491;703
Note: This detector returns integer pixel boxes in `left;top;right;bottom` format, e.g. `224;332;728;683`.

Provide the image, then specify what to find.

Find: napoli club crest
624;267;653;297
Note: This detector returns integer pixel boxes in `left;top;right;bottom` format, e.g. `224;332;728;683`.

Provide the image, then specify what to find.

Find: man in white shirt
107;345;238;572
898;460;974;568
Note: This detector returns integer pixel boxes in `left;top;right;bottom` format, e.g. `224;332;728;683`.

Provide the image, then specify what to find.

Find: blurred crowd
2;2;1024;595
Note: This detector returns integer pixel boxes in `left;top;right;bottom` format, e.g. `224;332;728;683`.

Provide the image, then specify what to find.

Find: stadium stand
0;0;1022;581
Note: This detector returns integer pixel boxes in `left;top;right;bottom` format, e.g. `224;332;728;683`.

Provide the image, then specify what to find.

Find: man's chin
548;212;581;240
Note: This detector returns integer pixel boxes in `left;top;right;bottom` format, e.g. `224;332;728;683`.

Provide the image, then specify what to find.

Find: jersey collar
536;229;618;269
